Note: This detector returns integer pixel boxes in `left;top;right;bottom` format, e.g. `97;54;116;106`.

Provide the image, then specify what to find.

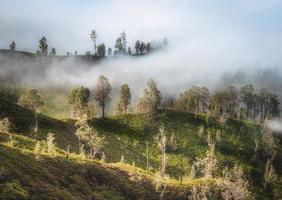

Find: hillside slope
1;97;282;199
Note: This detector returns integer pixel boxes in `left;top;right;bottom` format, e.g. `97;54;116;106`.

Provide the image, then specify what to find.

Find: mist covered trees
174;86;210;113
19;89;43;134
97;43;106;57
115;31;127;54
50;48;56;56
94;75;112;118
137;79;162;113
39;36;48;56
68;86;90;118
3;30;165;58
172;83;280;122
90;30;97;55
116;84;131;115
240;84;256;118
9;41;16;51
107;47;112;56
209;86;238;119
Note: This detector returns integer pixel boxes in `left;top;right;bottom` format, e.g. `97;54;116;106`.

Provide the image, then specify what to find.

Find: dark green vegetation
1;95;282;199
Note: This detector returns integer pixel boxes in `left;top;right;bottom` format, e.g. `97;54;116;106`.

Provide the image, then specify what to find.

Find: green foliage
174;86;210;113
0;87;20;102
0;180;28;200
0;94;281;200
0;97;34;133
19;89;43;112
68;86;90;118
137;79;162;113
117;84;131;115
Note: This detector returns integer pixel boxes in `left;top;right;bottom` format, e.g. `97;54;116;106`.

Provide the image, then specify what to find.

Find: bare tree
146;140;149;169
191;134;217;179
75;120;105;159
155;127;167;176
220;165;251;200
46;132;56;155
0;118;11;134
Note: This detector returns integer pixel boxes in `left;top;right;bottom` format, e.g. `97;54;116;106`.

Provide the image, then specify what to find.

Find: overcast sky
1;0;282;95
0;0;282;57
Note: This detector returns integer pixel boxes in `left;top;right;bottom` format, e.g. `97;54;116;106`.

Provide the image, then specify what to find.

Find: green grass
1;96;282;199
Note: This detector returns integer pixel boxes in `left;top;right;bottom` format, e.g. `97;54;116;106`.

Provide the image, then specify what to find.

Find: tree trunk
102;103;105;118
94;41;96;55
35;111;38;135
146;140;149;169
260;104;264;122
161;144;166;176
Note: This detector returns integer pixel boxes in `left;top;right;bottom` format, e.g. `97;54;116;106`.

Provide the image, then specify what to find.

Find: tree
108;47;112;56
97;43;106;57
127;47;132;55
220;165;251;200
140;42;146;54
90;30;97;55
174;86;210;113
155;127;167;176
121;31;127;54
146;42;152;53
68;86;90;118
117;84;131;114
94;75;111;118
50;48;56;56
240;84;255;119
137;79;162;113
10;41;16;51
268;93;280;119
19;89;43;134
258;89;280;122
0;118;11;134
192;134;218;179
75;120;105;159
115;37;123;54
46;132;56;155
135;40;141;54
209;86;238;119
39;36;48;56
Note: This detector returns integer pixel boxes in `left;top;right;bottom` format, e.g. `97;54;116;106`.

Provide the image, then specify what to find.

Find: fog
1;0;282;100
267;119;282;133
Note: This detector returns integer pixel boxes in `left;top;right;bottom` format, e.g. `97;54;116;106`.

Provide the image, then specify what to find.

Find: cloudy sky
0;0;282;56
1;0;282;96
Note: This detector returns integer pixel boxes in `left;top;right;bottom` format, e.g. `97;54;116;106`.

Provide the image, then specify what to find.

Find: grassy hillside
1;97;282;199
